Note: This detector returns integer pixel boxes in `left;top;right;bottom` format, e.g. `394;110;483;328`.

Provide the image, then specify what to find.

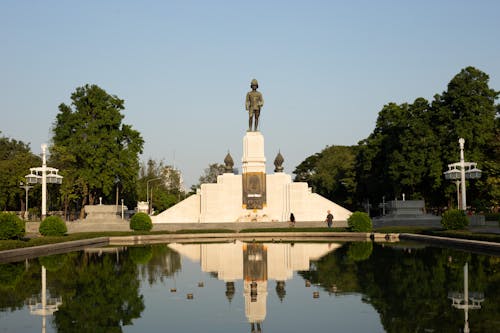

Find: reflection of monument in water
153;79;351;223
448;262;485;333
28;266;62;333
169;241;340;329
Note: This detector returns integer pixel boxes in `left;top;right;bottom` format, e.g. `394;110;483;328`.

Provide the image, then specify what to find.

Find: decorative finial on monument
274;150;284;172
224;151;234;173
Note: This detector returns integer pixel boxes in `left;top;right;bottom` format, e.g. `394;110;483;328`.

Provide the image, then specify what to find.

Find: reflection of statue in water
245;79;264;131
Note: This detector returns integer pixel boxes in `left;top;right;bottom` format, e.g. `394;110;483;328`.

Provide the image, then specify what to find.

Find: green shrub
0;212;25;240
441;209;469;230
130;212;153;231
347;211;373;232
39;216;67;236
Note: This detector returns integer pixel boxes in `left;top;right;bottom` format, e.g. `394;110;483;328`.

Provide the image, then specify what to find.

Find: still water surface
1;241;499;333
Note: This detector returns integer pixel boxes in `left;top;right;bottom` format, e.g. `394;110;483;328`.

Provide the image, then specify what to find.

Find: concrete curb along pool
2;232;500;263
399;233;500;253
0;232;387;263
0;237;109;263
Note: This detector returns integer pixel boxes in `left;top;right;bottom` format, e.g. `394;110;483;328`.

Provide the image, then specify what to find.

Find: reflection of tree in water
50;251;145;333
346;241;372;262
299;242;500;333
136;245;181;286
0;261;41;311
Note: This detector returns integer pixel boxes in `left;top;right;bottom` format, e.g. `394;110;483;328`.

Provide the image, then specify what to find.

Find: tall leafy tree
356;99;444;207
137;158;185;213
355;66;498;211
191;163;226;192
432;66;499;209
51;84;144;218
0;133;40;212
293;145;357;209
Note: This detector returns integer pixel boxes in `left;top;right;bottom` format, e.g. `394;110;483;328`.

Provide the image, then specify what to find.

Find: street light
146;177;162;215
443;138;481;210
25;144;63;219
19;182;34;220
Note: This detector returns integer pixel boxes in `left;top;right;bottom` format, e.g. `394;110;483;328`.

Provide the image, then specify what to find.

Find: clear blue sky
1;0;499;188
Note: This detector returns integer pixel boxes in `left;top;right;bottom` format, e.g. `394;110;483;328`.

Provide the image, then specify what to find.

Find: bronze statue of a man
245;79;264;131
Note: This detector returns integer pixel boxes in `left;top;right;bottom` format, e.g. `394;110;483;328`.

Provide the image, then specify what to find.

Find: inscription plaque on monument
242;172;266;209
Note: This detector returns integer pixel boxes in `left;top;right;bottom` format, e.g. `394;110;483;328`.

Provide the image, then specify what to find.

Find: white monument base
151;171;351;223
152;131;351;224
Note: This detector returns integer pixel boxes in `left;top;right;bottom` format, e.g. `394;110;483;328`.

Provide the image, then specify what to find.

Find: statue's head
250;79;259;89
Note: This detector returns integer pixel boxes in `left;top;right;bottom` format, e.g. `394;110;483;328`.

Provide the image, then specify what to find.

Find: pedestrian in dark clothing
325;210;333;228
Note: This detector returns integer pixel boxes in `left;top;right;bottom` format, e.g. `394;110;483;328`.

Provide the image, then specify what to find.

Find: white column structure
25;144;63;220
242;131;266;174
443;138;481;211
459;138;467;211
41;144;48;219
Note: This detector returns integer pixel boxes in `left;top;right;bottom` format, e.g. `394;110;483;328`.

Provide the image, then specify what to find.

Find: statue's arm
245;93;250;110
259;93;264;107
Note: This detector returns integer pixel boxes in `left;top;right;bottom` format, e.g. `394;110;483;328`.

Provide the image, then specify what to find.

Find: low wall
0;237;109;263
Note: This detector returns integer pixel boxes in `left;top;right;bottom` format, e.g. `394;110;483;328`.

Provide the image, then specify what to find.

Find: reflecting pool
1;241;499;333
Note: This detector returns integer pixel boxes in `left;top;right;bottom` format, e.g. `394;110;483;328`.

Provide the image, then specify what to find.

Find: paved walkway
25;220;500;234
26;220;348;234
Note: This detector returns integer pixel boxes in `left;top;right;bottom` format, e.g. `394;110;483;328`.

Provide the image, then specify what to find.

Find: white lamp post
25;144;63;219
146;177;161;215
19;182;34;220
443;138;481;211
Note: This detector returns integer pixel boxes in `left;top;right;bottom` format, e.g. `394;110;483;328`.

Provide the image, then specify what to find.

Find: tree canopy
296;66;499;212
0;133;40;211
51;84;144;217
191;163;226;192
293;145;357;209
137;158;185;214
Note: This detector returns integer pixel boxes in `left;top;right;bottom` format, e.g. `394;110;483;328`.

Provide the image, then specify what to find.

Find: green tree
52;252;144;332
51;84;144;218
0;133;40;212
355;67;499;211
356;99;444;208
191;163;226;192
432;66;499;209
137;158;185;214
293;145;357;209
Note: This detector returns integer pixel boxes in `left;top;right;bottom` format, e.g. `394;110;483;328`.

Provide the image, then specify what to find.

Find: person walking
325;210;333;228
289;213;296;227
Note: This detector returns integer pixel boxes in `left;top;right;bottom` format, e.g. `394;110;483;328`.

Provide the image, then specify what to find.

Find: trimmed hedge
130;212;153;231
39;216;67;236
347;211;373;232
0;212;25;240
441;209;469;230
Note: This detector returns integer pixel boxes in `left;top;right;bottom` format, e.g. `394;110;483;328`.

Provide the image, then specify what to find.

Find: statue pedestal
242;131;266;210
242;131;266;174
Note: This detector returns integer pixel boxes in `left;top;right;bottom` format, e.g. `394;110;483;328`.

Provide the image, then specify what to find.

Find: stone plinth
386;200;425;216
242;131;266;174
374;200;440;226
84;205;126;223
